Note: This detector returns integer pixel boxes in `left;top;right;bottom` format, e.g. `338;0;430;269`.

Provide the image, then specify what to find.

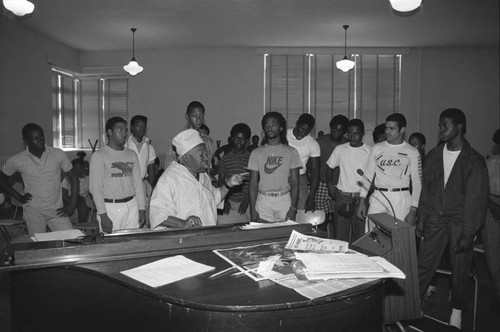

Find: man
217;123;252;225
126;115;157;225
287;114;320;212
357;113;421;229
89;117;145;233
0;123;78;235
326;119;371;243
247;135;260;153
186;101;217;168
418;108;488;330
248;112;302;222
149;129;243;229
316;115;349;235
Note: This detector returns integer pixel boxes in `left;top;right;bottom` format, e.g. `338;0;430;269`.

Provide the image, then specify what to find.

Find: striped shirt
219;150;250;202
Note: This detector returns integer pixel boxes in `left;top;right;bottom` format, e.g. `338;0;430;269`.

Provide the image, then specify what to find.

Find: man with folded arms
89;117;145;233
150;129;243;229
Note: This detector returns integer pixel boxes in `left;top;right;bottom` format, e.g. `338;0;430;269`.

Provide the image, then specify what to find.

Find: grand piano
0;223;385;332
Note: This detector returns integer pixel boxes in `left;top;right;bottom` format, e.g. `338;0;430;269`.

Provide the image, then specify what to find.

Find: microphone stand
357;169;398;227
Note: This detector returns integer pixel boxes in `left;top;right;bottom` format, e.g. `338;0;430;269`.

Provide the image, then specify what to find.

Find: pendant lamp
336;25;355;73
389;0;422;12
123;28;144;76
3;0;34;16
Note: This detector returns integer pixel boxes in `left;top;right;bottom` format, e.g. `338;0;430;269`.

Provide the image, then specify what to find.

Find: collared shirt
149;161;222;229
2;145;72;210
126;135;156;179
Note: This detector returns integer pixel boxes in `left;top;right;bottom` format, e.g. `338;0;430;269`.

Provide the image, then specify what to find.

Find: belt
337;190;360;198
104;196;134;203
259;189;290;197
375;187;409;192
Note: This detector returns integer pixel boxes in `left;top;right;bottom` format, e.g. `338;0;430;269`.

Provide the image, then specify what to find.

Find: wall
81;48;263;154
0;17;80;156
1;19;498;157
418;48;500;156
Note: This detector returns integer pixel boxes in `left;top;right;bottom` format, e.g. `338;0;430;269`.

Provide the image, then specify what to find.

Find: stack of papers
120;255;215;288
295;252;405;280
33;229;84;242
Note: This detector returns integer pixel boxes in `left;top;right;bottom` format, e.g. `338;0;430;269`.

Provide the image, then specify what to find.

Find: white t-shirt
443;144;461;187
327;143;371;193
487;154;500;196
126;135;156;179
287;128;321;175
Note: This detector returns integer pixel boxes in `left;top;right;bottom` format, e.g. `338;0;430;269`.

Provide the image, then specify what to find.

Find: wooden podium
351;213;421;323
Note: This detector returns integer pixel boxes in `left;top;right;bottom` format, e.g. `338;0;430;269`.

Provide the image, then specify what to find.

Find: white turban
172;129;204;157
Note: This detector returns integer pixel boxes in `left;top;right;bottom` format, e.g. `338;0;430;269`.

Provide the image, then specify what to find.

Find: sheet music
120;255;215;288
240;220;298;230
296;252;383;273
285;230;349;252
33;229;84;242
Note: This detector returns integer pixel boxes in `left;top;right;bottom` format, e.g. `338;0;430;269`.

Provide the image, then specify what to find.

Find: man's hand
305;196;316;213
285;208;297;221
226;173;244;188
455;233;473;253
17;192;32;204
57;204;76;217
100;213;113;233
404;208;417;226
356;197;367;220
238;197;249;215
416;220;424;238
138;210;147;228
223;200;231;215
251;209;261;222
184;215;202;228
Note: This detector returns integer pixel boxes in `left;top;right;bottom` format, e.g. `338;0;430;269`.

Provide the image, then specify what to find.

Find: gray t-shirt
248;144;302;192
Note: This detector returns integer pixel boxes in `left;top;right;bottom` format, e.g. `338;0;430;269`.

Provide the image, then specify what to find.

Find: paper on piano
240;220;298;230
294;252;405;280
285;230;349;252
33;229;84;242
120;255;215;288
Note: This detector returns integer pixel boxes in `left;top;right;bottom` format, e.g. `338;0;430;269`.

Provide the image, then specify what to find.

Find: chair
423;244;482;331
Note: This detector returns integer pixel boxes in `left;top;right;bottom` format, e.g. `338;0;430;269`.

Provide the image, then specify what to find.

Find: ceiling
3;0;499;52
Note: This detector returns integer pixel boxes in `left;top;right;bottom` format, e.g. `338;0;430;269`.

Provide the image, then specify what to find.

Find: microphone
357;169;398;227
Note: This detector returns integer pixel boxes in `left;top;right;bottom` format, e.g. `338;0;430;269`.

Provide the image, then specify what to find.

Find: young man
217;123;252;225
248;112;302;222
315;115;349;235
61;158;90;224
326;119;371;243
356;113;421;229
0;123;78;235
185;101;216;168
287;114;320;212
126;115;157;225
409;132;427;166
247;135;260;153
89;117;145;233
418;109;488;330
150;129;243;229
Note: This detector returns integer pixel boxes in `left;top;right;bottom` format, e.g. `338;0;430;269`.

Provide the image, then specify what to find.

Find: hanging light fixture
3;0;35;16
389;0;422;12
123;28;144;76
336;25;355;73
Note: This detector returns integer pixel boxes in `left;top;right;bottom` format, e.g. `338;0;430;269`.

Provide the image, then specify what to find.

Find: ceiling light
123;28;144;76
3;0;34;16
389;0;422;12
336;25;355;73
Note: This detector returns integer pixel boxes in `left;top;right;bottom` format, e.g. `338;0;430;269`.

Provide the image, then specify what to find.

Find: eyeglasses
64;232;105;245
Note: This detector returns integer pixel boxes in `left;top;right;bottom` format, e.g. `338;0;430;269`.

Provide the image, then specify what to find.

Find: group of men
0;102;497;331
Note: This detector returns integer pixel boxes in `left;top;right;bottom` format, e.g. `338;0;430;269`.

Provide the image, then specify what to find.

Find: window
264;53;401;142
52;67;128;150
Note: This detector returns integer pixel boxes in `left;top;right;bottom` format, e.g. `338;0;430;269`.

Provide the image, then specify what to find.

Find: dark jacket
419;140;488;240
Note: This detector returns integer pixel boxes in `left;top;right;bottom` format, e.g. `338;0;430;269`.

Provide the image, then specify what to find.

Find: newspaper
285;230;349;252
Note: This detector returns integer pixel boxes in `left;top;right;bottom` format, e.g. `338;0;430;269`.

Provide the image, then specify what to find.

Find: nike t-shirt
248;144;302;192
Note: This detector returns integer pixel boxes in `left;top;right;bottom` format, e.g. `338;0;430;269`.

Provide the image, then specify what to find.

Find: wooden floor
0;205;499;332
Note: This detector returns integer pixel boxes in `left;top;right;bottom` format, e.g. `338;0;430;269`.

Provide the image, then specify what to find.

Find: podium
351;213;421;323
